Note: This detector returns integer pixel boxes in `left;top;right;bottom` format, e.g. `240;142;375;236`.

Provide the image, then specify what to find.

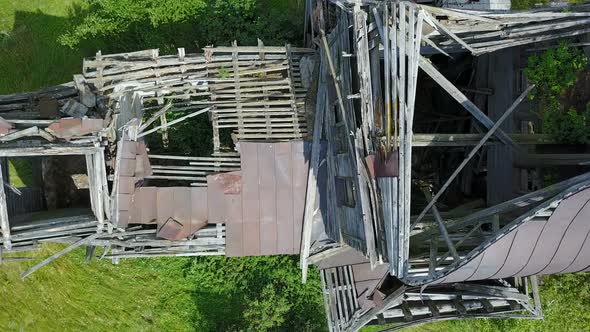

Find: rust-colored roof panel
352;262;389;282
118;193;132;211
190;187;208;232
260;222;278;256
517;189;590;276
258;144;277;225
539;199;590;274
157;218;185;240
118;210;131;228
241;142;260;225
275;142;295;254
223;141;309;256
120;158;136;177
225;194;244;257
207;174;226;224
425;186;590;284
492;221;545;278
157;187;175;225
315;246;370;269
467;231;517;281
135;187;157;224
121;140;138;159
365;152;399;178
172;187;192;238
243;222;261;256
119;176;136;194
291;141;308;252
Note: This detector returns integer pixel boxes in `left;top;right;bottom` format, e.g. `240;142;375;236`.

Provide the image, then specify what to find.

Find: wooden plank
0;163;10;249
138;106;213;138
300;49;327;282
418;57;514;146
20;232;101;280
421;188;459;261
139;103;173;132
412;133;556;146
422;10;476;54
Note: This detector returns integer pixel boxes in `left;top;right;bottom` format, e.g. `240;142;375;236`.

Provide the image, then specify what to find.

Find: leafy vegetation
525;43;587;103
524;43;589;143
59;0;304;52
511;0;582;9
511;0;548;10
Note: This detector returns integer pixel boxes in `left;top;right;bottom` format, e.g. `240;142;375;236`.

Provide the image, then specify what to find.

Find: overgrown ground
1;1;590;331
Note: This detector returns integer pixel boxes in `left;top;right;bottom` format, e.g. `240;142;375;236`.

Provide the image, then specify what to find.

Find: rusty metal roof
215;141;309;257
418;186;590;284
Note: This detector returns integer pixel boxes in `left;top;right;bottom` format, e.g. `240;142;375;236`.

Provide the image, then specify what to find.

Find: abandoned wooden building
1;0;590;331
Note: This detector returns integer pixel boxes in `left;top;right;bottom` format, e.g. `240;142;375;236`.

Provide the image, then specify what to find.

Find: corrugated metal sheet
221;141;309;257
415;186;590;284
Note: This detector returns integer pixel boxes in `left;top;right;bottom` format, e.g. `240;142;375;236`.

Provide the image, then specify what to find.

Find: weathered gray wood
20;232;101;280
418;57;514;146
0;163;10;249
412;133;556;146
413;84;535;226
138;106;213;138
423;11;476;54
422;188;460;261
139;103;173;132
0;145;99;157
301;37;329;283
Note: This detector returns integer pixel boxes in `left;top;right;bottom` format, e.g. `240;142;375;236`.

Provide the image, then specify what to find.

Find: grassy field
1;1;590;331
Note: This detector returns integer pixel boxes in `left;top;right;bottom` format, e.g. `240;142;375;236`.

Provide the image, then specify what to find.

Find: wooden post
413;84;535;226
418;57;514;146
0;163;10;250
20;232;102;280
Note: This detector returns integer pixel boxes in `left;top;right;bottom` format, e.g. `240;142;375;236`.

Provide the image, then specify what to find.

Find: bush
59;0;304;53
525;43;587;103
525;43;589;143
543;105;590;144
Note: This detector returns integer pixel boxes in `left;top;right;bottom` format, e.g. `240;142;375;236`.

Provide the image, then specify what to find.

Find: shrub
59;0;304;53
525;43;588;143
543;105;590;144
525;43;587;103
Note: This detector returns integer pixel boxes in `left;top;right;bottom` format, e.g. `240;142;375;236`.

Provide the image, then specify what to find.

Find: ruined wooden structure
1;1;590;331
302;1;590;331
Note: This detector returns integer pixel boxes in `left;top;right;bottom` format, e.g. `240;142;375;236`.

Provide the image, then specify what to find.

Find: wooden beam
530;275;543;316
0;163;10;249
418;57;514;146
421;188;460;261
301;33;330;283
20;232;101;280
412;84;535;226
138;106;213;138
412;133;557;147
422;11;476;54
139;103;173;132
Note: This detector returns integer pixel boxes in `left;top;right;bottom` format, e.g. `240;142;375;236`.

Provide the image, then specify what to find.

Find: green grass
511;0;584;9
8;159;34;187
0;0;92;93
1;245;197;331
1;247;325;331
